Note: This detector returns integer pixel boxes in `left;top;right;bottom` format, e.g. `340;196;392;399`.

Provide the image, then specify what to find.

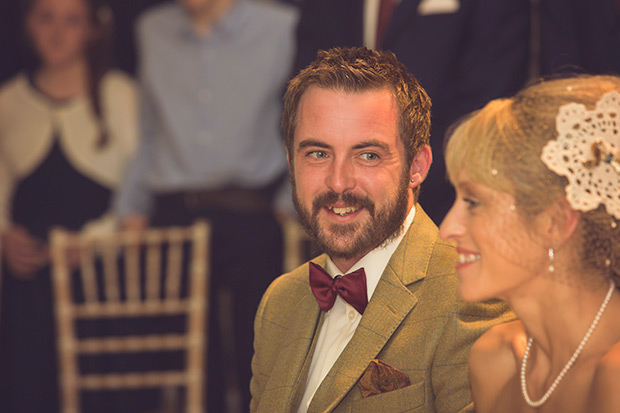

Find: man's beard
292;171;410;261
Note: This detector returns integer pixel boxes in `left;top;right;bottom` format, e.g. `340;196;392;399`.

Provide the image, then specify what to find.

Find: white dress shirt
363;0;403;50
298;205;416;412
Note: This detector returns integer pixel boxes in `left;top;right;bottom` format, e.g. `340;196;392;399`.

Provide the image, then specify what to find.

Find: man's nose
325;159;355;194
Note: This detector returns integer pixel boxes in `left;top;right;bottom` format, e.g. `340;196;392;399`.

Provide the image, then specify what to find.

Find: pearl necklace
520;280;615;408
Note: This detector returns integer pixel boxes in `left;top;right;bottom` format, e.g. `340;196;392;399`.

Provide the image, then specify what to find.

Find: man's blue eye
361;153;379;161
310;151;327;159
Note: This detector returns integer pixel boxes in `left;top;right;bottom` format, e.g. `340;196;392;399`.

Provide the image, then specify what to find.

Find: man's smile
327;206;361;216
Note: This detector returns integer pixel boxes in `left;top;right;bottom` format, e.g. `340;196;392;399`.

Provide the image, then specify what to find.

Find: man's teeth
458;253;481;264
329;206;359;216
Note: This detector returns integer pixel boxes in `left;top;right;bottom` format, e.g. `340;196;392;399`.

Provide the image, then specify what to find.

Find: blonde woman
440;75;620;412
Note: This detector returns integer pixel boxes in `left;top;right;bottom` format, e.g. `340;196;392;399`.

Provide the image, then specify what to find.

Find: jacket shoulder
0;75;34;129
241;1;298;45
102;70;134;89
427;236;458;275
101;70;136;101
0;74;26;105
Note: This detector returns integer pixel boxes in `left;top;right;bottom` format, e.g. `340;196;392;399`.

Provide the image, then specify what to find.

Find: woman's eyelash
463;197;480;209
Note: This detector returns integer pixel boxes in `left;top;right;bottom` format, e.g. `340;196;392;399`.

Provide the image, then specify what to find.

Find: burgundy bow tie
309;262;368;315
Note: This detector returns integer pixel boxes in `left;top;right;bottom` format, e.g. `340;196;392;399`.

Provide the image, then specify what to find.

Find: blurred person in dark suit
294;0;530;224
538;0;619;76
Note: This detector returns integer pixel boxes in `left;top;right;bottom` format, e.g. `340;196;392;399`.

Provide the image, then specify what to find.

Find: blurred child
0;0;137;410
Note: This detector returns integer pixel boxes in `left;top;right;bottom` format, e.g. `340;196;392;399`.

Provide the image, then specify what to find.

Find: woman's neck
35;58;89;101
508;275;618;366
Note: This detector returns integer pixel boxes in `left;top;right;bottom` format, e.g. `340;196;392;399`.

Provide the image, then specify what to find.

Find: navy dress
0;136;111;413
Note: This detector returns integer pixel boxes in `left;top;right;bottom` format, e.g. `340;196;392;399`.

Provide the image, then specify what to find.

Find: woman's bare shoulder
469;320;525;412
588;340;620;411
470;320;524;366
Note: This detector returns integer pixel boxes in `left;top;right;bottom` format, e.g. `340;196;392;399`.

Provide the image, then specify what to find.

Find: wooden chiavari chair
50;221;210;413
281;216;315;273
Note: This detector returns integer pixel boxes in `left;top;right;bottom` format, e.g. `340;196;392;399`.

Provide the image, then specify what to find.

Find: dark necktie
309;262;368;315
376;0;397;49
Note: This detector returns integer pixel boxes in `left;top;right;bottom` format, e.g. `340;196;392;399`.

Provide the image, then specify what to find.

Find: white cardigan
0;70;138;235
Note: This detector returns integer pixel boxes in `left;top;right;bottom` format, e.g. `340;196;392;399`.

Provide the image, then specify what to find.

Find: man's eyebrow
352;140;390;152
297;139;333;150
296;139;391;152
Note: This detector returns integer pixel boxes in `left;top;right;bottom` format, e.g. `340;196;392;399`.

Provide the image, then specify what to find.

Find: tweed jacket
250;207;513;412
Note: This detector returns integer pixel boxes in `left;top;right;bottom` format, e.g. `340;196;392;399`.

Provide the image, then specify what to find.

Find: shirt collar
177;0;248;41
324;204;416;300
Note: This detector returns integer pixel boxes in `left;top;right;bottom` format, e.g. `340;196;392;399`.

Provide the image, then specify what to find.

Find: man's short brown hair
282;47;432;168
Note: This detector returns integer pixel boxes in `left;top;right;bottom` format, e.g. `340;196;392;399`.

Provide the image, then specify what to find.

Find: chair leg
160;386;180;413
218;288;242;413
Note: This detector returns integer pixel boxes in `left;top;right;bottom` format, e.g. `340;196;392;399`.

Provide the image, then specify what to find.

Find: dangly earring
548;248;555;273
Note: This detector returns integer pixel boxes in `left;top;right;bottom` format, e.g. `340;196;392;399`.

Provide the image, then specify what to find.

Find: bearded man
250;47;512;413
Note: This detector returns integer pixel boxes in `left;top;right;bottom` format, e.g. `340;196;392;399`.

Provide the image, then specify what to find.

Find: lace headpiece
541;91;620;219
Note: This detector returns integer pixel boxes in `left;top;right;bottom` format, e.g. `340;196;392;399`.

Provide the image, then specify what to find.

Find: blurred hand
64;237;82;272
2;225;49;279
122;214;149;231
275;210;291;226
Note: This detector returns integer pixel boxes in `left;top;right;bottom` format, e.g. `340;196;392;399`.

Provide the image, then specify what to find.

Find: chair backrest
281;217;316;273
50;221;210;413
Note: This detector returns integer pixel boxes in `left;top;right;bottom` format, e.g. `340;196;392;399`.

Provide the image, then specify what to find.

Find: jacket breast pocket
350;379;426;412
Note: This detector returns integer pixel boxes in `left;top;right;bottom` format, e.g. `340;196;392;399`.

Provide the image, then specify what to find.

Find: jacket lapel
260;260;326;411
288;295;324;409
307;207;438;412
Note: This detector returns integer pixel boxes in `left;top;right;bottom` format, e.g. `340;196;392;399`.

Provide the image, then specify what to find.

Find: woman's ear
539;196;580;248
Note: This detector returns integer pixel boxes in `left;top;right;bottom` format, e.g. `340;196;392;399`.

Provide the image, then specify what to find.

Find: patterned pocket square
358;359;411;398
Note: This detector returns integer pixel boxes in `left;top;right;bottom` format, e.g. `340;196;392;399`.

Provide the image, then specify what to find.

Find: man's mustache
312;191;376;217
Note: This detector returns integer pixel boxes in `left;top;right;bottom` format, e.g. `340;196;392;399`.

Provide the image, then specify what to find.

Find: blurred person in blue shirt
114;0;297;410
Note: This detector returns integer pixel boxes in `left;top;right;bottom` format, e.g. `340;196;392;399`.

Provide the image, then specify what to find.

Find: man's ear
408;145;432;188
286;148;293;170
